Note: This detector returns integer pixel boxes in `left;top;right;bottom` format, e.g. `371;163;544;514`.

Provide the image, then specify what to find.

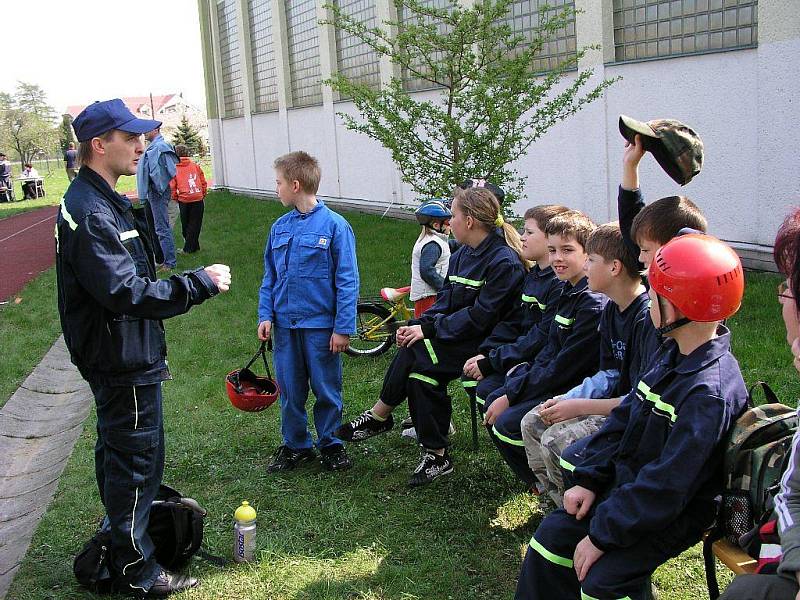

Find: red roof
65;95;176;119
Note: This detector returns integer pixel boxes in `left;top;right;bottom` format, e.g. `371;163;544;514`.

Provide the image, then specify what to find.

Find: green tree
171;115;207;157
59;114;77;153
323;0;617;209
0;82;59;166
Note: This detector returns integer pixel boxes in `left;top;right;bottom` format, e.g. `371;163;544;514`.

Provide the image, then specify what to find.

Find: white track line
0;214;56;244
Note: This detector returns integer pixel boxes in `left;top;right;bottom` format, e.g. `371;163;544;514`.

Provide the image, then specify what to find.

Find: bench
704;533;757;599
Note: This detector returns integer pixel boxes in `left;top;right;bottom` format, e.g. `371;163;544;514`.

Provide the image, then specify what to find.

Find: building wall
199;0;799;267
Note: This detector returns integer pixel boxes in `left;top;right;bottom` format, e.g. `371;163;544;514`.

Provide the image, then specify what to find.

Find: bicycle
345;286;414;358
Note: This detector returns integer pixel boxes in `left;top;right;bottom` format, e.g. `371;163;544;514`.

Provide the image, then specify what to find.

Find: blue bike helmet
415;199;452;226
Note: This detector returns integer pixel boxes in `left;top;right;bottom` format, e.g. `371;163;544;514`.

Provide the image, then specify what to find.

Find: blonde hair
452;187;530;269
274;151;321;194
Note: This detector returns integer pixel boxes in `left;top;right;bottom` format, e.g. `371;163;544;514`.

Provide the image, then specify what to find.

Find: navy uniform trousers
381;337;478;450
91;382;164;593
515;507;693;600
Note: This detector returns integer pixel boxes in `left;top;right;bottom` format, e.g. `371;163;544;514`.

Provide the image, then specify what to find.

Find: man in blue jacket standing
56;99;231;597
136;125;178;270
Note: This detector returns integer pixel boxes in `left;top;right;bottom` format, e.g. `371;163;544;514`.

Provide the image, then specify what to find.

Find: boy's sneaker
320;444;352;471
266;445;316;472
408;449;453;487
400;416;414;429
335;410;393;442
400;421;456;441
124;568;198;597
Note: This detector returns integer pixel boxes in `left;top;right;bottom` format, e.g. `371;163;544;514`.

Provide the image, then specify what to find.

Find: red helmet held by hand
649;233;744;323
226;341;280;412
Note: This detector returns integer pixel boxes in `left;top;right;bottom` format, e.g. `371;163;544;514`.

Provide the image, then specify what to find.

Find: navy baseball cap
72;99;162;142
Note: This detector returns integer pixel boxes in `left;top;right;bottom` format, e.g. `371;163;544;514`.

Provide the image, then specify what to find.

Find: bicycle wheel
346;303;396;357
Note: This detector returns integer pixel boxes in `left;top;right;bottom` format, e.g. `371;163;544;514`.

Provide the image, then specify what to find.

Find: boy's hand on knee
484;394;509;425
397;325;423;347
330;333;350;353
540;397;583;425
574;536;604;582
564;485;595;520
258;320;272;341
463;354;485;380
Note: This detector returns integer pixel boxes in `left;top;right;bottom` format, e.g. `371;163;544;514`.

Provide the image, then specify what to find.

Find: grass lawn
5;191;799;599
0;158;213;219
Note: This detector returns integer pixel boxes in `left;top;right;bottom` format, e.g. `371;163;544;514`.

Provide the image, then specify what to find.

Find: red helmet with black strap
226;341;280;412
648;233;744;334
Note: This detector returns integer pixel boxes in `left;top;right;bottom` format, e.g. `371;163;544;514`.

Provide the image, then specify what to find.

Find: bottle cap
234;500;257;522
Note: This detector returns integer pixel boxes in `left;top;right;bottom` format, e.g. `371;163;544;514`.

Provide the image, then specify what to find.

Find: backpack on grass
73;484;214;593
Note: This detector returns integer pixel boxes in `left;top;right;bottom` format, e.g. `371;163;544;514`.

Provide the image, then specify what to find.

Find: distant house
66;94;208;146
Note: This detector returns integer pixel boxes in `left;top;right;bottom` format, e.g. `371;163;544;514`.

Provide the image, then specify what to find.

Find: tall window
613;0;758;63
499;0;577;73
398;0;453;92
217;0;244;117
334;0;381;91
287;0;324;107
249;0;279;112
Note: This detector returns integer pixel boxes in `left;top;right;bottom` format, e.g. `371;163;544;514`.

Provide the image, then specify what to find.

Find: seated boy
515;233;748;600
521;222;649;508
462;205;569;409
483;210;608;487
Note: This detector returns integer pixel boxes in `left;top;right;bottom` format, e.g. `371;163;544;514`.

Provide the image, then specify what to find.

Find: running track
0;206;58;301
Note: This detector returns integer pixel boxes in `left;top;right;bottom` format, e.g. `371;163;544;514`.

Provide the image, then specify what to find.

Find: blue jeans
272;326;344;450
91;382;164;593
149;186;176;268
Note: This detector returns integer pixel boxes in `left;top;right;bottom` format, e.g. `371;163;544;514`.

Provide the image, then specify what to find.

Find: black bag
73;484;208;593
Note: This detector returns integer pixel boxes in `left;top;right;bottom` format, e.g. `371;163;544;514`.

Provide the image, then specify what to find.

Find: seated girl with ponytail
336;185;527;486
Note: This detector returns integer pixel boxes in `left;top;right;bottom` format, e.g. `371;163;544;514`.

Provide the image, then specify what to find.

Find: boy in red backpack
169;144;207;254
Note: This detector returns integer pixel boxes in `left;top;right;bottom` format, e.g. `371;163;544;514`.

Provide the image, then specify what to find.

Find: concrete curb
0;336;92;599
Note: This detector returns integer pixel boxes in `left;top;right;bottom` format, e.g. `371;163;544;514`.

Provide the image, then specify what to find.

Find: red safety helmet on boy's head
648;233;744;325
226;342;280;412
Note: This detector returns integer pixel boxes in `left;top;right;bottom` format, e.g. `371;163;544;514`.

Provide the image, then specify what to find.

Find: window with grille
612;0;758;63
398;0;453;92
249;0;279;112
287;0;324;107
334;0;381;91
498;0;577;73
217;0;244;117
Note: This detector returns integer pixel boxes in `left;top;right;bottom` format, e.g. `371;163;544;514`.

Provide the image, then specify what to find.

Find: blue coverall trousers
91;381;164;593
273;326;344;450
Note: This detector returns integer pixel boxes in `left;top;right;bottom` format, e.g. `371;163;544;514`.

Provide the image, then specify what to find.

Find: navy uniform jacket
477;265;563;375
571;327;748;551
415;231;525;343
618;186;645;271
603;291;651;397
503;276;608;405
55;166;218;386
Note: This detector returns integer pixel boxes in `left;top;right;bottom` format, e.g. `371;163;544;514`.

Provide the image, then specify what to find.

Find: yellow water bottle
233;500;257;562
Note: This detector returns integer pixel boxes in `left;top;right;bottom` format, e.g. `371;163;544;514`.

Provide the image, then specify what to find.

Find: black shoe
266;445;317;472
125;569;198;597
408;449;453;487
320;444;352;471
335;410;393;442
400;416;413;429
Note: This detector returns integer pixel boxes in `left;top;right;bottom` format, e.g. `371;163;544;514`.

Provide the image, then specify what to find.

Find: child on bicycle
410;199;452;318
337;185;526;485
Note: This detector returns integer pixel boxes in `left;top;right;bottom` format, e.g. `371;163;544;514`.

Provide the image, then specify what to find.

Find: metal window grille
398;0;453;92
334;0;381;91
287;0;324;107
498;0;577;73
612;0;758;63
249;0;279;112
217;0;244;117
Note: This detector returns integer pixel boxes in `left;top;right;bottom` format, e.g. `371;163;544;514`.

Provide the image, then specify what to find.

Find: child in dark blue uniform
337;186;526;485
461;204;569;409
483;210;608;487
515;234;748;600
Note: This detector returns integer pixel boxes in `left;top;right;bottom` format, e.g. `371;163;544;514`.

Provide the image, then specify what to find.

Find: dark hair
586;222;641;279
775;208;800;310
274;151;321;194
175;144;189;158
24;163;32;169
544;210;596;250
630;195;707;246
77;130;116;165
524;205;571;232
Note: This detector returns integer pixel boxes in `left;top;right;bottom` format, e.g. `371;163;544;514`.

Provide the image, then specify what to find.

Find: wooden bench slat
712;539;758;575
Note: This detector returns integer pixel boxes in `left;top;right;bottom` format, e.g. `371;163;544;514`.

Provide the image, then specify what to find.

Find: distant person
0;152;12;193
136;126;178;271
20;163;40;199
57;98;231;596
64;141;78;181
169;144;207;254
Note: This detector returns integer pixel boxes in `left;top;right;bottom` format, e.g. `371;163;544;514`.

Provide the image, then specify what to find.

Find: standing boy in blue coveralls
258;151;359;472
483;210;608;488
516;234;748;600
56;99;231;597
